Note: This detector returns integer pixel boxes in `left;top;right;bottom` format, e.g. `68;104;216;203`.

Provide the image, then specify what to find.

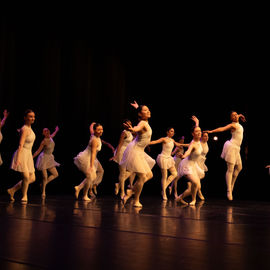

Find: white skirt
74;149;99;174
36;153;60;170
11;148;35;174
178;157;205;179
221;140;242;166
156;154;175;169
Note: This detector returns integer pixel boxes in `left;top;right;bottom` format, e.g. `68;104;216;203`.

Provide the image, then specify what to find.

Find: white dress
120;121;155;174
74;135;102;174
156;137;175;169
197;142;209;172
221;123;243;166
35;138;60;170
113;130;133;164
173;146;184;171
178;141;205;179
10;127;36;174
0;131;3;166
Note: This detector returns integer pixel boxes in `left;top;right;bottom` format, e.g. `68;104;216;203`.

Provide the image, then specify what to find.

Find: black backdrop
0;16;268;201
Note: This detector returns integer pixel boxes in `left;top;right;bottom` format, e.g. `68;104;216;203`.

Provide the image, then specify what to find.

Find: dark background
0;15;268;201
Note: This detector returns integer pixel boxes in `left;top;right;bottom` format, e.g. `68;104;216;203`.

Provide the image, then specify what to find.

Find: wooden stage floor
1;194;270;270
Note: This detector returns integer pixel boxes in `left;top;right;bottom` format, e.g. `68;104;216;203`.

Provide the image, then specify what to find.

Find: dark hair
191;125;200;134
93;123;102;130
24;109;34;117
166;127;174;133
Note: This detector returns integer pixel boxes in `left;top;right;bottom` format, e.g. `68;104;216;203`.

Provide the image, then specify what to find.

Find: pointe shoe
21;197;28;203
161;191;168;201
7;189;15;201
82;196;91;201
41;193;46;199
189;200;196;206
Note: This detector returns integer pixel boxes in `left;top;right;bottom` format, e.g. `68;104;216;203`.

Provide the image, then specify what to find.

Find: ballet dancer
120;102;155;207
204;111;246;201
176;124;205;206
169;136;188;198
8;109;36;202
112;119;136;199
149;127;187;200
32;126;60;199
0;109;9;166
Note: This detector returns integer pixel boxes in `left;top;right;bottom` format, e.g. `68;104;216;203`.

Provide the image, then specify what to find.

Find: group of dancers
0;102;247;207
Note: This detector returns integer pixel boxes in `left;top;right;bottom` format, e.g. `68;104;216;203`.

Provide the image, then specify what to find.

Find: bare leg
21;172;36;202
74;178;86;199
160;169;168;200
41;167;59;198
118;166;132;199
82;171;96;201
128;172;136;189
173;175;181;199
7;181;22;201
231;163;242;193
226;163;234;201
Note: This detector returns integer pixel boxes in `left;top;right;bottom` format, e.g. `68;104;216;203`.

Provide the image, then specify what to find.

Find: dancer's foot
115;183;119;195
168;185;172;195
82;196;91;201
175;194;188;205
161;191;168;201
74;186;80;199
41;193;46;199
227;190;233;201
174;193;179;199
7;189;15;201
198;191;205;201
133;201;143;208
189;200;196;206
21;196;28;203
122;189;133;205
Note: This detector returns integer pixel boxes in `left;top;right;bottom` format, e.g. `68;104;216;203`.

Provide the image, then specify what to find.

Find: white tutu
156;154;175;169
178;157;205;179
221;140;242;166
74;148;99;174
120;140;155;174
36;153;60;170
10;148;35;173
113;146;125;164
197;155;208;172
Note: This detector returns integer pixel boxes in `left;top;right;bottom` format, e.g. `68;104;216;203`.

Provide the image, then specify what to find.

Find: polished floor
1;194;270;270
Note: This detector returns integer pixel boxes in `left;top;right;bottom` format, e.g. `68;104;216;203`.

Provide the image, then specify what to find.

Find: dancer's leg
160;168;168;200
82;171;96;201
21;172;36;202
225;162;234;200
231;163;242;192
118;166;132;199
41;167;59;198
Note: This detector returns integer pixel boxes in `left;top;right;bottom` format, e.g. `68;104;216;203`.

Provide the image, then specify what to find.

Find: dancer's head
137;105;151;120
166;127;175;138
177;136;185;144
201;131;209;143
191;126;202;141
42;128;51;138
230;111;239;122
24;109;35;125
93;123;103;137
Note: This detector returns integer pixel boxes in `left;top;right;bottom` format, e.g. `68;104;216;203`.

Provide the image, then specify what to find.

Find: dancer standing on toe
0;109;9;166
8;109;36;202
112;119;136;199
176;124;205;206
149;127;186;201
204;111;246;201
120;101;155;207
74;122;104;201
33;126;60;199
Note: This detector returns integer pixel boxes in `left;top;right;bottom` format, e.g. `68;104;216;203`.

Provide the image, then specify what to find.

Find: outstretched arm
0;110;9;129
50;126;59;138
204;123;236;134
89;122;96;135
149;137;166;145
101;140;115;153
238;114;247;122
124;120;146;134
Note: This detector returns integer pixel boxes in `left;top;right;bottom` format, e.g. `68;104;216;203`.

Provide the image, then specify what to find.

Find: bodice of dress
87;135;102;153
230;123;243;147
201;142;209;157
188;141;203;162
43;138;55;155
134;121;152;149
23;128;36;150
161;138;174;157
122;130;133;148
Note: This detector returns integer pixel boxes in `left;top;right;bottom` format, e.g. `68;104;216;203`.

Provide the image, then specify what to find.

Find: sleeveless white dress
74;135;102;174
221;123;243;166
36;138;60;170
120;121;155;174
156;137;175;169
173;146;184;171
11;127;36;174
197;142;209;172
113;130;133;164
178;141;205;179
0;131;3;165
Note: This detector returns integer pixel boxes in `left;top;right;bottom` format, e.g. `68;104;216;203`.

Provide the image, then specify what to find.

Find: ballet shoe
21;197;28;203
198;193;205;201
133;201;143;208
161;191;168;201
189;200;196;206
175;195;188;205
115;183;119;195
82;196;91;202
41;193;46;199
122;189;133;205
227;190;233;201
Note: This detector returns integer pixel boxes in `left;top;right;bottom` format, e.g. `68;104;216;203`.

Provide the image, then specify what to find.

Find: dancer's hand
130;100;139;109
238;114;246;122
191;115;199;127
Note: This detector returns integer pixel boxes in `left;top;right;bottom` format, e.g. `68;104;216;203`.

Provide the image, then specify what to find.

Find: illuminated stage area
1;195;270;269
